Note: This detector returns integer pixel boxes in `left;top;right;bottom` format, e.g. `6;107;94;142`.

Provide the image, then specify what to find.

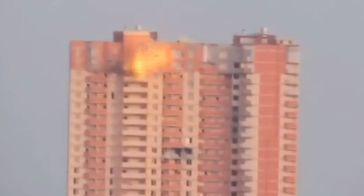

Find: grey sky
1;0;364;195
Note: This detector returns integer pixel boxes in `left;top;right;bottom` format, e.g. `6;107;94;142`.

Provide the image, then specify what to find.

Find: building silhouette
67;27;300;196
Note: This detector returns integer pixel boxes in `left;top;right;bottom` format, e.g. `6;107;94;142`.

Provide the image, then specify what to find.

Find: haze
1;0;364;195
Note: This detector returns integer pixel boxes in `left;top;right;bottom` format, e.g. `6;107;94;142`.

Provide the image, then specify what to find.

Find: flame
129;43;171;79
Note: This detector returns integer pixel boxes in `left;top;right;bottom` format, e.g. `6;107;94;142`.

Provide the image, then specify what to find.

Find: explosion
128;43;172;79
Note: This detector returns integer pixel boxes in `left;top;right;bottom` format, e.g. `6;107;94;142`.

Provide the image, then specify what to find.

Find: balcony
199;142;228;149
283;176;296;184
85;129;106;137
161;184;182;191
122;151;147;158
162;141;184;148
284;87;299;97
123;86;147;93
283;76;299;86
163;109;182;116
198;185;229;193
163;98;183;105
85;118;107;126
284;100;298;108
123;108;147;114
200;77;227;85
84;171;105;179
161;162;182;170
84;162;106;168
198;162;228;170
286;65;299;75
87;85;106;93
85;140;106;147
200;88;229;96
161;173;181;180
87;96;107;104
164;75;183;83
283;165;296;173
199;131;228;138
198;174;229;181
163;131;182;137
86;75;107;83
122;172;146;179
86;106;107;115
284;111;298;119
162;119;182;127
84;182;105;190
284;122;297;130
122;161;145;168
123;119;147;126
200;99;229;107
283;133;297;141
122;130;146;136
123;97;147;104
199;109;228;118
84;150;106;157
199;154;229;160
122;140;146;147
163;87;183;95
200;121;229;129
283;144;297;152
283;187;296;195
199;66;219;74
283;155;297;163
121;183;146;190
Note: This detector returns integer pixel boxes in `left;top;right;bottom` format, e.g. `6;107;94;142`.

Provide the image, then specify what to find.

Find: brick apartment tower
68;28;300;196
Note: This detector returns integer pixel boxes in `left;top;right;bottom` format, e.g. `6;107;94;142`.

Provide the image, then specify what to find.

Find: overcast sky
1;0;364;195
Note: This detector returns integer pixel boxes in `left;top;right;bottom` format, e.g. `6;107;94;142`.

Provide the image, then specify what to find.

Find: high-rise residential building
67;27;300;196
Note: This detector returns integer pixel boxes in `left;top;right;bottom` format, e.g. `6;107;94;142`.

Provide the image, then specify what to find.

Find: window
232;160;238;165
232;116;239;123
231;181;237;186
233;85;239;90
151;180;156;185
187;170;192;176
233;96;239;100
186;181;191;186
232;170;238;175
232;107;239;112
233;73;240;79
234;62;240;69
232;138;238;144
